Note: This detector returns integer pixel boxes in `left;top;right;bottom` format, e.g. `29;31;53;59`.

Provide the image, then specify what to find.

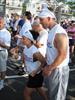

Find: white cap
22;31;34;41
38;8;56;19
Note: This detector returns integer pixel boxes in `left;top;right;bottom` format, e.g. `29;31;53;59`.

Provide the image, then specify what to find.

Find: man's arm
30;52;46;77
31;52;46;75
43;33;68;76
0;42;10;49
0;33;11;49
33;40;43;48
49;33;68;71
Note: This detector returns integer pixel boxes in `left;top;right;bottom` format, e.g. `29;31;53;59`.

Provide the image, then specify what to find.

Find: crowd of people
0;7;75;100
61;19;75;64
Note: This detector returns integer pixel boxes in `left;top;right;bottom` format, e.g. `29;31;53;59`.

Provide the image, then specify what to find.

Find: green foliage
67;2;75;16
71;6;75;9
57;0;65;3
22;2;26;15
66;2;75;5
73;12;75;16
66;1;75;8
66;2;75;16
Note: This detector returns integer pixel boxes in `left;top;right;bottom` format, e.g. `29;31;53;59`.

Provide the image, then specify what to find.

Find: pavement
0;57;75;100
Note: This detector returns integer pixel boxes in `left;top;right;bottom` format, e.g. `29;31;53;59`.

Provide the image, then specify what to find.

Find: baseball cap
22;31;34;42
38;8;56;19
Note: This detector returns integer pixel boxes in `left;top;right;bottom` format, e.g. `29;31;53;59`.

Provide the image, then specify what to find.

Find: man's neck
49;22;57;30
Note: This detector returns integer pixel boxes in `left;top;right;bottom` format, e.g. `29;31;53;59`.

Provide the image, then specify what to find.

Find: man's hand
42;66;52;77
31;70;37;77
0;38;10;49
15;35;22;39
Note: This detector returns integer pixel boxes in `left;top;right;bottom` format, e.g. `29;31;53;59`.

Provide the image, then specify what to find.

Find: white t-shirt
5;17;10;29
37;29;48;57
13;18;21;31
24;45;41;74
0;28;11;50
46;24;69;68
17;20;32;46
19;20;32;36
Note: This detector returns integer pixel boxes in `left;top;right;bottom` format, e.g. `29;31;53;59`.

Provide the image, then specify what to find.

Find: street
0;57;75;100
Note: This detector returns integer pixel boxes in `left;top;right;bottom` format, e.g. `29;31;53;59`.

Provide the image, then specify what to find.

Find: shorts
0;50;8;72
27;71;44;88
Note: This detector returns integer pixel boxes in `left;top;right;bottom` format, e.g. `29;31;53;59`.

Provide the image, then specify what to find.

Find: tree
22;2;26;15
46;0;65;3
22;0;30;15
66;1;75;16
56;0;65;3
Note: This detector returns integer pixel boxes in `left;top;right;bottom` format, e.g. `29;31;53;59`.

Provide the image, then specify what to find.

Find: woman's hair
24;11;32;20
30;30;39;40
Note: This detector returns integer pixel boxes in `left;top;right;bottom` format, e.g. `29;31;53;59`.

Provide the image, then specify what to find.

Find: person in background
67;21;75;64
17;15;25;34
21;31;48;100
19;11;32;36
0;17;11;90
11;13;20;36
5;14;10;30
10;11;32;60
32;20;48;57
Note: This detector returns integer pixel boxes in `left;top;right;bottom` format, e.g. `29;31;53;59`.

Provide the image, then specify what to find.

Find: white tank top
46;24;69;68
24;45;41;74
37;29;48;57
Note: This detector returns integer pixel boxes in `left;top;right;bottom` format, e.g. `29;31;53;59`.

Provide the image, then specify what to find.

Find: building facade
25;0;44;15
0;0;6;17
6;0;45;16
6;0;23;15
